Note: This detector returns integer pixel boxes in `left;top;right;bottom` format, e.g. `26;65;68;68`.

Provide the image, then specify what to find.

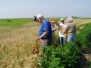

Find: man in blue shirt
36;14;52;47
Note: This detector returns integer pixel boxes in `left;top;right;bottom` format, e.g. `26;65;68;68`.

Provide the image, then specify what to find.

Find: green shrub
75;22;91;50
39;42;81;68
7;19;11;22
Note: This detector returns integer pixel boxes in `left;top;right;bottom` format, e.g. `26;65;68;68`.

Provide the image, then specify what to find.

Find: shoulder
44;20;50;23
43;20;50;25
67;23;76;27
70;22;76;26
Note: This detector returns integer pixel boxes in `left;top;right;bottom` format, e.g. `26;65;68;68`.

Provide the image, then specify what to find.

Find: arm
39;31;49;39
64;29;68;34
52;27;57;31
59;26;62;30
36;31;49;40
64;24;69;34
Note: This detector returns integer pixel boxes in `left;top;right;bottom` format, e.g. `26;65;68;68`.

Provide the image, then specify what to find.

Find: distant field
0;18;91;26
0;18;91;68
0;18;34;26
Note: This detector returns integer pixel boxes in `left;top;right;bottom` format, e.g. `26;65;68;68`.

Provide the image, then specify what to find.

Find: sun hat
60;18;64;21
66;16;73;22
37;14;44;19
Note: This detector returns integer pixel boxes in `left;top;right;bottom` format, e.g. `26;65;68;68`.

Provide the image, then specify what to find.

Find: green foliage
7;19;11;22
87;61;91;67
75;22;91;49
39;42;81;68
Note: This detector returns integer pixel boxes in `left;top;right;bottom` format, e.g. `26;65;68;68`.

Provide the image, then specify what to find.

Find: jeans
67;35;76;42
60;37;66;46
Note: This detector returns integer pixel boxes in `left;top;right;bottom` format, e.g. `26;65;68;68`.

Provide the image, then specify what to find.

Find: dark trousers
60;37;66;46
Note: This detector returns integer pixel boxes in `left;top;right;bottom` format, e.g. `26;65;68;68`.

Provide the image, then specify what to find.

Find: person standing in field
35;14;52;47
50;19;57;44
59;18;67;47
64;17;76;42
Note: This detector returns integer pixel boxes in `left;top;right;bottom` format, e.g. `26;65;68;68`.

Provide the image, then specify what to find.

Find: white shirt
59;22;67;37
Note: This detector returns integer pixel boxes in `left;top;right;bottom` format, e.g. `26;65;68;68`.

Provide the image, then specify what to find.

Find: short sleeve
43;21;50;31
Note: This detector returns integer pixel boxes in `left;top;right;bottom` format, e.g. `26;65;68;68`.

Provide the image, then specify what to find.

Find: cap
37;14;44;19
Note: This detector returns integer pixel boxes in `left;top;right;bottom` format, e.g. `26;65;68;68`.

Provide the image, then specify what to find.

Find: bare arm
36;31;49;40
39;31;49;39
52;28;57;31
64;29;68;34
64;25;69;34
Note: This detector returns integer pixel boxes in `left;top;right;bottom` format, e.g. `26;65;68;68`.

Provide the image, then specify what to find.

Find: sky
0;0;91;18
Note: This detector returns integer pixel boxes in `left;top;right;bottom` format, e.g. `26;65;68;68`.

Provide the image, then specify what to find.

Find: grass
0;18;91;68
0;18;34;35
0;18;34;27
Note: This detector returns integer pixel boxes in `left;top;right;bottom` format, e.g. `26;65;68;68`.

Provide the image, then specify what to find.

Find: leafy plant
39;42;81;68
75;22;91;50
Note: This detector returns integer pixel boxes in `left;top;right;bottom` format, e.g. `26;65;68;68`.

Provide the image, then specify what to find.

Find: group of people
35;14;76;47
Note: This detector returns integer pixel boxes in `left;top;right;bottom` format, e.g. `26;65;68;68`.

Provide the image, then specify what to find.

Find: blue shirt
38;20;52;39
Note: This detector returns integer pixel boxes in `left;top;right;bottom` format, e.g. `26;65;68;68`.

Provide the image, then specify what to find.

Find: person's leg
47;37;52;46
67;35;76;42
71;35;76;42
40;37;52;47
40;39;47;47
63;37;67;44
67;36;72;42
52;36;54;45
60;37;63;46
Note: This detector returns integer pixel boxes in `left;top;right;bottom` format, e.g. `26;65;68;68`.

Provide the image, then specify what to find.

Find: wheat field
0;18;91;68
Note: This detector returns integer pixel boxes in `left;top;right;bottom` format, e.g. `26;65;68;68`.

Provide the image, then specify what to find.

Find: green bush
39;42;81;68
75;22;91;50
7;19;11;22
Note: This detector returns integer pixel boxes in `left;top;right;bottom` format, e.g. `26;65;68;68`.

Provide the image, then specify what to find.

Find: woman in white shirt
59;18;67;47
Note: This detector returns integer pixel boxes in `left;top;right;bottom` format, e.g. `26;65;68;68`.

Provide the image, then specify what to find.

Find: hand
58;26;62;30
35;36;40;41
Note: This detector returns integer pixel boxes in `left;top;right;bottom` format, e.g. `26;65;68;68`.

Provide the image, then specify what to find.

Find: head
37;14;44;23
66;17;73;23
50;18;56;24
60;18;64;23
50;18;59;27
50;21;55;25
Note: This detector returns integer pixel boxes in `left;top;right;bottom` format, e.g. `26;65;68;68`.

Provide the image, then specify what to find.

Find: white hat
60;18;64;21
66;16;73;22
37;14;44;19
